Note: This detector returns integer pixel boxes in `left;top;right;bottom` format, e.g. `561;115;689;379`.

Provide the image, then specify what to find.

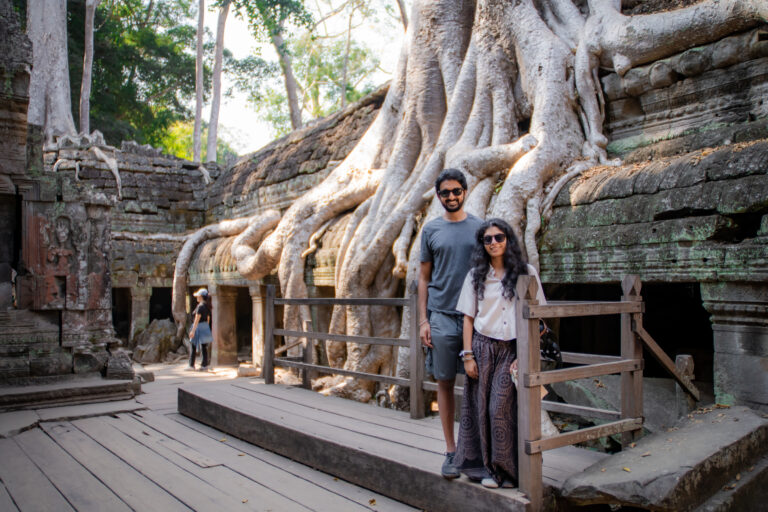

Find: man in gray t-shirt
419;169;483;479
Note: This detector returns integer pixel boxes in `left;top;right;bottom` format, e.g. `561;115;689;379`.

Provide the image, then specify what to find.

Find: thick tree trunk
207;0;230;163
395;0;408;30
27;0;76;140
272;29;303;131
193;0;205;163
79;0;100;134
341;13;352;109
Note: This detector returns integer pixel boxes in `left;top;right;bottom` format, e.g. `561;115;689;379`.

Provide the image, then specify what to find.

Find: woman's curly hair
470;218;527;301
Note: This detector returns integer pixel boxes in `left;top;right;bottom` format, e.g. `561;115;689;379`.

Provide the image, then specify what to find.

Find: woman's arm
189;313;201;338
462;315;478;379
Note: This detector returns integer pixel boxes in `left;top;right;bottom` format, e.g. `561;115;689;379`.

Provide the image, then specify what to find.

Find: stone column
701;282;768;412
249;284;265;368
211;285;238;366
129;286;152;343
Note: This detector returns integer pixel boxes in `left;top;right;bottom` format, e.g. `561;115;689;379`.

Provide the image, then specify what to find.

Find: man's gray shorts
425;311;465;381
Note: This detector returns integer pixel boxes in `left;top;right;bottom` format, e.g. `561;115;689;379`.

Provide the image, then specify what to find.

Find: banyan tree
173;0;768;402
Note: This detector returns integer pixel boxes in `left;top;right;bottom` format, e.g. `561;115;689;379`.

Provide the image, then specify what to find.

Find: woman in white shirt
453;218;546;488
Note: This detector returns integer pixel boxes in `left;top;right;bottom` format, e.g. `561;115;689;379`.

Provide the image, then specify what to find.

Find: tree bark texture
173;0;768;400
272;29;303;130
79;0;100;134
27;0;77;140
207;0;230;163
193;0;205;163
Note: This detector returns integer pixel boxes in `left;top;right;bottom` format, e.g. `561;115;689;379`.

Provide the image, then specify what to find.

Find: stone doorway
112;287;131;342
149;287;172;322
544;282;714;383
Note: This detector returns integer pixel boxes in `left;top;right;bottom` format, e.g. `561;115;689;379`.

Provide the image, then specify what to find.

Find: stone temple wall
540;26;768;410
0;3;131;380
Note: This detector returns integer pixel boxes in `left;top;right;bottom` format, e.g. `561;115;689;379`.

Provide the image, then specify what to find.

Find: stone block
73;350;109;374
29;348;72;376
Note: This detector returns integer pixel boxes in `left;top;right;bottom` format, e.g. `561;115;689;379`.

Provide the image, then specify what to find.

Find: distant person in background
187;288;213;371
454;218;546;488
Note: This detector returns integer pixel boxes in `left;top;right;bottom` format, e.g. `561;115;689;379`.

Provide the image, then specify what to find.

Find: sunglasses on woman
438;187;464;198
483;233;506;245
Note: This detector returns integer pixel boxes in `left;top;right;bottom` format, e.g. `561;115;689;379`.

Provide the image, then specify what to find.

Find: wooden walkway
179;379;609;512
0;365;416;512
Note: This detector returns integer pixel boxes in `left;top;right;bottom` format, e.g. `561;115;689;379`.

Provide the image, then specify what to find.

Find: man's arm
418;261;432;348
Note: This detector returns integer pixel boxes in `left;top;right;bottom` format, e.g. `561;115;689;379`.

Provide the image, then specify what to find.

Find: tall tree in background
207;0;231;163
229;0;312;131
193;0;206;162
27;0;76;140
66;0;204;148
79;0;101;134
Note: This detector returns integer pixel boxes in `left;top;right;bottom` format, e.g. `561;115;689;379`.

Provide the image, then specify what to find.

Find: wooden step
179;380;607;512
179;382;529;512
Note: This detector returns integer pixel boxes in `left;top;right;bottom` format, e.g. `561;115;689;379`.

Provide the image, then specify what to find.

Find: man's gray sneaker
441;452;460;479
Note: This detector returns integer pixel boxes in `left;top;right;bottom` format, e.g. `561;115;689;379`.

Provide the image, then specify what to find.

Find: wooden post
675;355;696;418
620;275;643;446
302;319;313;389
263;285;276;385
516;275;542;512
408;281;425;419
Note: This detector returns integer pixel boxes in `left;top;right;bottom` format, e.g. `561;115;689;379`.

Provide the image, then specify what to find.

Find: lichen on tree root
175;0;768;402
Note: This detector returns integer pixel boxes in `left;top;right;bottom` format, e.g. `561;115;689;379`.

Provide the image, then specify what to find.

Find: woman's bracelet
419;319;429;326
462;354;475;362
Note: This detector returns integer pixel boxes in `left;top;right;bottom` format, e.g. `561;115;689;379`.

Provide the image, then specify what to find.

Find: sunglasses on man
438;187;464;198
483;233;506;245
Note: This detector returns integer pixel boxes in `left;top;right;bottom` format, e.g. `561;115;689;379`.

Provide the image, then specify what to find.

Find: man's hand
420;321;432;348
464;359;478;379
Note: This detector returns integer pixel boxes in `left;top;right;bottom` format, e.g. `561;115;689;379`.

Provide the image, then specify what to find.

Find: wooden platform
0;365;416;511
179;380;608;512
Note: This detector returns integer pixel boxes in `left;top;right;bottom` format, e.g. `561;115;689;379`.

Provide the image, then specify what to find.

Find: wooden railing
262;276;700;512
514;275;699;511
262;284;420;400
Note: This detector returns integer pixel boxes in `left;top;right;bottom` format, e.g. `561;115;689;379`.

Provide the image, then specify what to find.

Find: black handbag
539;321;563;368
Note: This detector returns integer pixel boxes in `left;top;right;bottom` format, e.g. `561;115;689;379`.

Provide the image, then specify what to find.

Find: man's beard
440;196;463;213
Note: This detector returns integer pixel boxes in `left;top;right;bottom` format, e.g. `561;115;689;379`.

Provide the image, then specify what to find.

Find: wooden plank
524;359;643;387
635;325;700;401
39;421;189;512
561;352;621;365
274;358;410;387
101;414;221;468
274;328;409;347
524;300;644;319
230;381;444;436
525;418;643;454
0;438;73;512
408;282;425;419
264;284;276;384
213;383;444;452
515;275;543;512
180;385;440;470
178;385;528;512
0;480;18;512
167;413;421;512
131;411;388;512
541;401;620;421
72;416;244;512
621;275;645;447
275;297;408;306
14;428;131;512
102;414;312;511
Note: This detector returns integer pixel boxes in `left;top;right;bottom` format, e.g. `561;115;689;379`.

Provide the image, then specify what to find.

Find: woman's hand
464;359;478;379
189;330;195;339
510;358;518;375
